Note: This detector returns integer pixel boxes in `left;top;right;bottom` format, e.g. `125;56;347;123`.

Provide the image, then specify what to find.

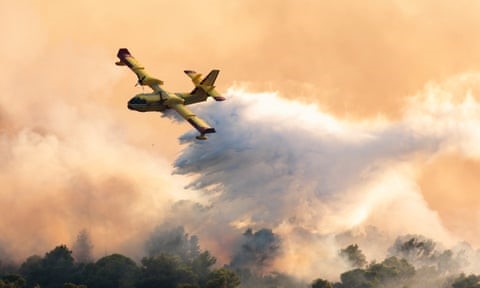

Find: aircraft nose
127;97;147;111
127;98;138;110
127;100;134;110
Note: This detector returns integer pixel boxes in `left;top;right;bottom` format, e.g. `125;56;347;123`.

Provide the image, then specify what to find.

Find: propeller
135;76;146;87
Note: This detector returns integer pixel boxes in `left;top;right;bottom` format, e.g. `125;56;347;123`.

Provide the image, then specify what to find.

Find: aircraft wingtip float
116;48;225;140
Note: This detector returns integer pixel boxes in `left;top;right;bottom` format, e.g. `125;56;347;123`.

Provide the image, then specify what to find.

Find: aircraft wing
171;103;215;138
116;48;163;91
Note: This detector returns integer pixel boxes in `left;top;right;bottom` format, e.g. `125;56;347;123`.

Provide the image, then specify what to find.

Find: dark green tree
142;226;218;287
340;256;415;288
41;245;76;288
205;268;240;288
230;228;280;272
312;278;333;288
191;251;216;287
340;268;372;288
19;255;43;288
451;273;480;288
137;255;196;288
0;280;16;288
389;235;465;274
389;235;438;268
340;244;367;268
176;284;199;288
368;256;415;283
233;269;305;288
0;275;26;288
145;226;200;263
19;245;79;288
63;283;86;288
83;254;139;288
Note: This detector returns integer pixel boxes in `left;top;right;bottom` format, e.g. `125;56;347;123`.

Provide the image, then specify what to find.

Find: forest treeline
1;227;480;288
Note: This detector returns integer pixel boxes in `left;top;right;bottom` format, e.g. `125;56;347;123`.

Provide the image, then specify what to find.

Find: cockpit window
129;97;147;104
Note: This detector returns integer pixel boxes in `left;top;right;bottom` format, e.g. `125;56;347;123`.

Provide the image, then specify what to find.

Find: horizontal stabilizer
184;70;196;75
184;70;202;85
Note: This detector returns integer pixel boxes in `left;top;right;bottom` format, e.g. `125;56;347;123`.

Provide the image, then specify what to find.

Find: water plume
173;74;480;279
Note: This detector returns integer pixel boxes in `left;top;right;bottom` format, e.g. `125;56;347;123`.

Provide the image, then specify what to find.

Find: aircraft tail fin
184;70;225;102
200;69;219;87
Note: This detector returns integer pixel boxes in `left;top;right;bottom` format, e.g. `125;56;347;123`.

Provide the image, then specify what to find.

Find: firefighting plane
115;48;225;140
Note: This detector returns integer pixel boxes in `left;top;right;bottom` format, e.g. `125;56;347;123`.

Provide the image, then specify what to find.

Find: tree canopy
2;230;480;288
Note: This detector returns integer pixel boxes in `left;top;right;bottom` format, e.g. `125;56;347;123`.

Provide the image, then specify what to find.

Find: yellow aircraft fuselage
127;92;187;112
116;48;225;140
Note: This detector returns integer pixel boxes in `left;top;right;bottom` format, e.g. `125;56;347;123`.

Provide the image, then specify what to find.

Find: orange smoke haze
31;0;480;117
1;0;480;278
419;153;480;245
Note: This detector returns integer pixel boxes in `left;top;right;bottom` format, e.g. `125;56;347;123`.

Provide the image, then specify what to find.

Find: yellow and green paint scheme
116;48;225;140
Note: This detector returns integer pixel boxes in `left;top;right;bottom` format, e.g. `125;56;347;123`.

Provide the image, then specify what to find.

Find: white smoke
173;74;480;279
0;34;188;259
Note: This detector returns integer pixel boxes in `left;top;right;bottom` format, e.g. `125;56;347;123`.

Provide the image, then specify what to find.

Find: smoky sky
1;0;480;282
